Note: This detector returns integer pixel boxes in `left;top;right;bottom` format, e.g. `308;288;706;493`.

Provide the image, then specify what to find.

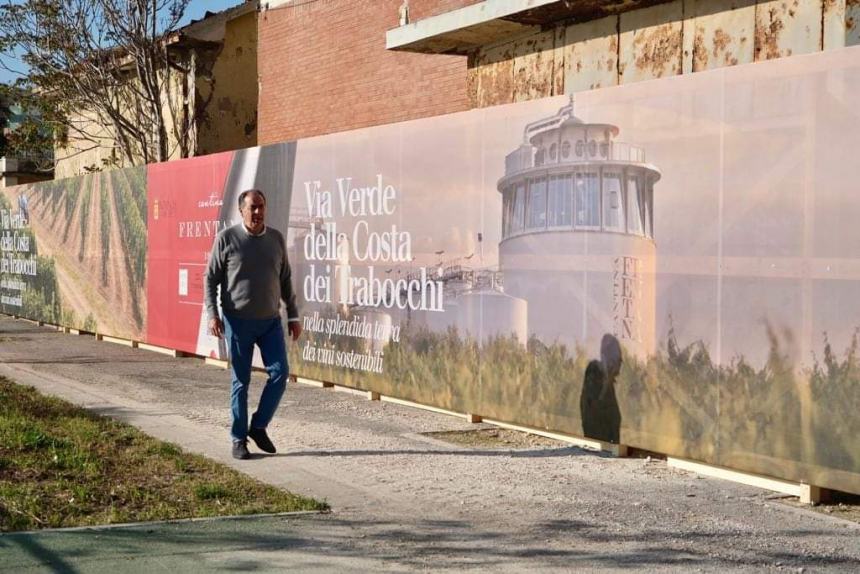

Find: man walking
204;189;302;460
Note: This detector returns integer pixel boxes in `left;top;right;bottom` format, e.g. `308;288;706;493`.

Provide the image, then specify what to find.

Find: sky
0;0;245;85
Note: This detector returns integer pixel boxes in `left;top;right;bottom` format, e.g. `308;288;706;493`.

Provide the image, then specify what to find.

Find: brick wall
258;0;476;144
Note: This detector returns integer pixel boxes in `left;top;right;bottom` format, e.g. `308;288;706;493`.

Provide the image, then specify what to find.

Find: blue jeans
223;314;289;442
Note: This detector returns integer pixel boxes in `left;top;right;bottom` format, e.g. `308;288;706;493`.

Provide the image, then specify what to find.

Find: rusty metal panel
467;53;480;109
848;0;860;46
552;26;565;96
475;41;515;108
823;0;847;50
562;15;619;93
619;0;684;85
754;0;822;61
682;0;756;74
512;29;557;102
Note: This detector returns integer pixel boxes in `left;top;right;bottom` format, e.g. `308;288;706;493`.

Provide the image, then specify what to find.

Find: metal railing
505;141;646;175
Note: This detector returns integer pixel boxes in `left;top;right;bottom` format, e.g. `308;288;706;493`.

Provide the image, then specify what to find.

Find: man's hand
288;321;302;342
209;317;224;338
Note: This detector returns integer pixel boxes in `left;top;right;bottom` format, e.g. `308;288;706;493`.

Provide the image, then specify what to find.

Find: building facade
388;0;860;107
55;2;259;179
257;0;475;144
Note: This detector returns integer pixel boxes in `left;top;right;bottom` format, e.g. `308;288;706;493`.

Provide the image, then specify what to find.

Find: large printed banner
2;47;859;494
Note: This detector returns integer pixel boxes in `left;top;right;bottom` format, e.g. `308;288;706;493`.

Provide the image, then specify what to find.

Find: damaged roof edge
386;0;558;54
181;0;259;42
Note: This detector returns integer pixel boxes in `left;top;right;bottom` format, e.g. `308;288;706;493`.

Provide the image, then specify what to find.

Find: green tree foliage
0;0;195;169
0;83;53;171
0;87;9;157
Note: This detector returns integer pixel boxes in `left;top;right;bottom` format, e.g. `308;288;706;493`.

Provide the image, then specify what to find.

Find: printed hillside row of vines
103;168;147;291
0;167;146;334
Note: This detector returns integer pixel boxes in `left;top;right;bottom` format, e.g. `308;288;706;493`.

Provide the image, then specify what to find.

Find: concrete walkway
1;316;859;572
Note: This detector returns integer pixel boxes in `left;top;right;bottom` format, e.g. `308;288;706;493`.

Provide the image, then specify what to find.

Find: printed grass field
292;310;860;492
0;378;327;532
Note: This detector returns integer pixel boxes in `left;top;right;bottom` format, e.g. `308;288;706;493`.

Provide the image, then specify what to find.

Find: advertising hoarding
2;47;859;494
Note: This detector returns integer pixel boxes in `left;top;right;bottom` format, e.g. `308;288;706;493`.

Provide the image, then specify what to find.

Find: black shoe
248;427;276;454
232;439;250;460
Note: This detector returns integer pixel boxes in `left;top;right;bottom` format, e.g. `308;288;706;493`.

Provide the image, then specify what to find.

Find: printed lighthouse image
498;98;659;358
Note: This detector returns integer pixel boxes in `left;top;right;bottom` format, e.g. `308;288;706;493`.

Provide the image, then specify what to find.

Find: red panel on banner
146;152;234;356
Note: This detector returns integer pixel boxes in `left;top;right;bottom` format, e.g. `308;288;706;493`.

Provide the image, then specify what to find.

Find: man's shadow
579;334;622;444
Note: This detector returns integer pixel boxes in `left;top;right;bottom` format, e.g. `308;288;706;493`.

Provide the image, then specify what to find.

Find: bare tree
0;0;196;170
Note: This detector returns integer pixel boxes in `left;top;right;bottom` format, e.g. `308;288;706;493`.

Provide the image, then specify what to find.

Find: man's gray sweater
204;224;298;321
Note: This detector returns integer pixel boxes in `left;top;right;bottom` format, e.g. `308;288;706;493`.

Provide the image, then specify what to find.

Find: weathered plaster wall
54;109;119;180
847;0;860;45
197;11;258;155
54;10;258;179
55;64;191;180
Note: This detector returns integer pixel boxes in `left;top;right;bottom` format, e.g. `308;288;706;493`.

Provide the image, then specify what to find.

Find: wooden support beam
667;457;827;504
800;483;823;505
294;376;332;388
467;413;482;423
137;342;187;357
367;391;381;401
481;417;626;456
97;334;137;348
380;395;467;420
295;377;323;387
205;357;229;369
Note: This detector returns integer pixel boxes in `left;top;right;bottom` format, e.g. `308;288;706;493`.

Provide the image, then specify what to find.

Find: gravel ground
1;315;859;572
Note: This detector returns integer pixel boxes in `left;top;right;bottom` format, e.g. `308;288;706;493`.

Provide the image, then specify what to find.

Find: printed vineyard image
0;168;147;339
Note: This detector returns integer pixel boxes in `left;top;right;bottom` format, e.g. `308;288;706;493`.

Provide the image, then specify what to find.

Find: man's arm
204;234;226;337
278;234;301;341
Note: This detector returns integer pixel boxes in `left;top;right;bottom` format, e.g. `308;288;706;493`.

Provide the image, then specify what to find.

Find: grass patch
0;378;327;532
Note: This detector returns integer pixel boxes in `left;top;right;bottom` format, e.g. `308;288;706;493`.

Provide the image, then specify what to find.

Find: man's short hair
238;189;266;209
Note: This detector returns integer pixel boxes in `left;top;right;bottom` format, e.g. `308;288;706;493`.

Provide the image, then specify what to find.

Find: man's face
241;192;266;233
